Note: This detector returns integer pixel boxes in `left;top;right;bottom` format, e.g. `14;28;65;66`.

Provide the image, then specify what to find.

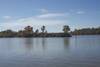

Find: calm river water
0;35;100;67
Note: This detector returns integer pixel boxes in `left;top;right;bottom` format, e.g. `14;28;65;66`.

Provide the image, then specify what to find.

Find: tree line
0;25;100;37
71;27;100;35
0;25;71;37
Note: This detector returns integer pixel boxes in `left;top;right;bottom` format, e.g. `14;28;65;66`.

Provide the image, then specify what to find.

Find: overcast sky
0;0;99;32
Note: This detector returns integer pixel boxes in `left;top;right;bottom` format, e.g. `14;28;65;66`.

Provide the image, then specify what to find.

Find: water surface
0;35;100;67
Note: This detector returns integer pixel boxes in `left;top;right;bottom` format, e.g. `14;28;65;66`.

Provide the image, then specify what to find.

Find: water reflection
41;38;46;50
24;38;33;51
23;38;47;52
0;36;100;67
63;37;70;49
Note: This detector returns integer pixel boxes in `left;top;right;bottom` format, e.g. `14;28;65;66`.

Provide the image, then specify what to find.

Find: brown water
0;35;100;67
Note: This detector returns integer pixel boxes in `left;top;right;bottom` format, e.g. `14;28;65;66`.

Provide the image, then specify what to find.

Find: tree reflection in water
24;38;34;51
63;37;70;49
41;38;46;51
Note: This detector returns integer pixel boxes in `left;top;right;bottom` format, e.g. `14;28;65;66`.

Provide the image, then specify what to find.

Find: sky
0;0;99;32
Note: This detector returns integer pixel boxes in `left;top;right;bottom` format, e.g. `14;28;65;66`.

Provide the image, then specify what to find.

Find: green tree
63;25;70;33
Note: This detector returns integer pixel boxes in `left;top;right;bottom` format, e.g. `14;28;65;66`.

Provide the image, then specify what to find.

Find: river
0;35;100;67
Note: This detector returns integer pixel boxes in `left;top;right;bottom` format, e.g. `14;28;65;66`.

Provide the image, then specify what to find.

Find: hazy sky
0;0;99;32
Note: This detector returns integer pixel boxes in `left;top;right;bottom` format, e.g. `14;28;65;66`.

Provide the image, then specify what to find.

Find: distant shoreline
0;25;100;38
0;34;100;38
0;25;71;38
0;33;71;38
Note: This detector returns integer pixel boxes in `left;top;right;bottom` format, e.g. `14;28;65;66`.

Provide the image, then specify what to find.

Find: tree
45;30;47;33
71;27;100;35
63;25;70;33
35;29;39;33
41;25;45;33
0;29;16;37
23;26;33;37
24;26;33;34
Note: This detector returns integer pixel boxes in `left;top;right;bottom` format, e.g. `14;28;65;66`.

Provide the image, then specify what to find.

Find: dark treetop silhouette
0;25;99;37
0;25;71;37
71;27;100;35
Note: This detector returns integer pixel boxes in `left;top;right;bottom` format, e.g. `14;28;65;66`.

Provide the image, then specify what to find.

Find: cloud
76;11;85;14
69;9;85;15
0;12;68;32
2;16;12;19
36;13;69;19
39;8;48;14
16;17;66;26
0;9;86;32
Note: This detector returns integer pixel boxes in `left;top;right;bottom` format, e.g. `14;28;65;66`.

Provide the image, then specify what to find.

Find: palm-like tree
35;29;39;33
63;25;70;33
41;25;45;33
